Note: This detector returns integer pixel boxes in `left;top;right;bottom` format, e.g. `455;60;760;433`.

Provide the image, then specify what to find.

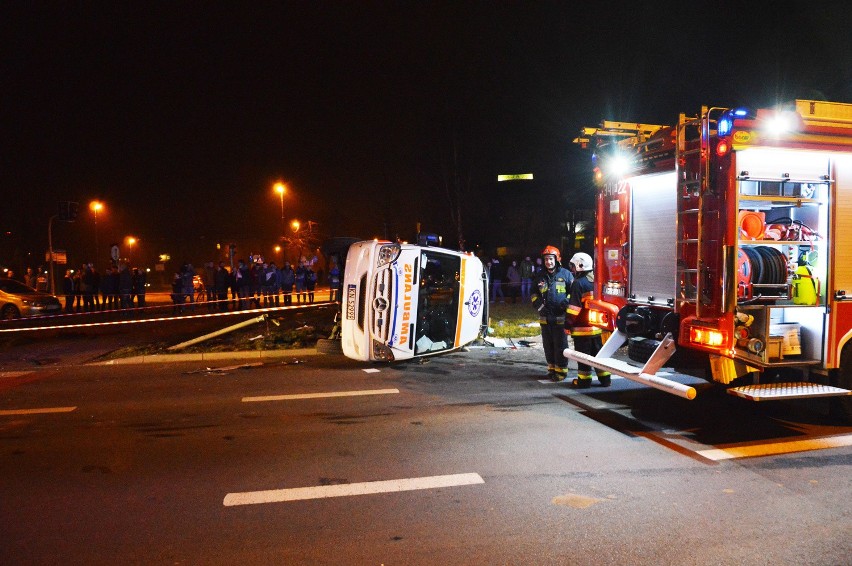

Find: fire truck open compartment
732;147;830;372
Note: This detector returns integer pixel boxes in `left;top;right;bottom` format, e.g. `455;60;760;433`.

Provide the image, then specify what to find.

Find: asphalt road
1;334;850;565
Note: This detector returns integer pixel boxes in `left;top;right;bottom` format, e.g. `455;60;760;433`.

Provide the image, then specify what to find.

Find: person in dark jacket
295;261;307;304
305;264;317;303
82;264;97;312
328;263;341;302
171;272;184;314
235;260;250;310
531;245;574;381
489;258;505;303
131;267;146;308
565;252;611;388
280;262;295;306
214;262;229;311
62;269;75;312
118;263;133;310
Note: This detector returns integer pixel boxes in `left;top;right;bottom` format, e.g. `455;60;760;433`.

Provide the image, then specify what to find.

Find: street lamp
274;182;286;239
90;200;104;267
127;236;136;265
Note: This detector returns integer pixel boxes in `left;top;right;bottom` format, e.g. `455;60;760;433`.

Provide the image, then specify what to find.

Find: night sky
3;1;850;270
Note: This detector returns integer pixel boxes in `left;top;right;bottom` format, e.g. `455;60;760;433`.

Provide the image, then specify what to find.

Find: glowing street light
89;200;104;267
274;182;286;238
127;236;137;265
291;219;300;232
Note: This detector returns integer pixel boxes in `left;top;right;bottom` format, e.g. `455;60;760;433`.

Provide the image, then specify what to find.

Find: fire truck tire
829;346;852;423
316;338;343;355
627;337;657;363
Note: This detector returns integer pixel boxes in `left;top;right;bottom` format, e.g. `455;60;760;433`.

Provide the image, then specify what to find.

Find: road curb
91;347;322;365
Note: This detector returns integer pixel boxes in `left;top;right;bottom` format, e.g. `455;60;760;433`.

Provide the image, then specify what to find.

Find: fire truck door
827;154;852;367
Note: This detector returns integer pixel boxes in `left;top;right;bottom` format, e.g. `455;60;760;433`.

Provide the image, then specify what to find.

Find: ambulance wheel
627;337;657;363
829;346;852;423
316;338;343;355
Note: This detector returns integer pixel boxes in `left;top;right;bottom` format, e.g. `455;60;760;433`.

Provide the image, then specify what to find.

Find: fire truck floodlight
762;110;803;137
606;154;632;177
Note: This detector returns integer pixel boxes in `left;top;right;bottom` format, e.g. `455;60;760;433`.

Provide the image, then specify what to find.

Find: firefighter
565;252;611;388
531;245;574;381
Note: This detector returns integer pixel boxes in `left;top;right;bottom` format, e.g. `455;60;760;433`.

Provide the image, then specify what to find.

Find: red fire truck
568;100;852;408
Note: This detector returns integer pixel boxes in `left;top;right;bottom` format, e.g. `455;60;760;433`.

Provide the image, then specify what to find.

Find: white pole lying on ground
168;314;267;351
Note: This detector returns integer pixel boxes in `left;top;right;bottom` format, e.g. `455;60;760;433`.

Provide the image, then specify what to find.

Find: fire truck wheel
829;346;852;422
627;336;657;363
316;338;343;355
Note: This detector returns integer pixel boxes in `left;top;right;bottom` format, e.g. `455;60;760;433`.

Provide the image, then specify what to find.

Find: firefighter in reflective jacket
565;252;611;388
531;245;574;381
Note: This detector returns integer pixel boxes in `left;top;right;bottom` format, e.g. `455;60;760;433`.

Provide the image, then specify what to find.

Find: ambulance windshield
413;251;461;355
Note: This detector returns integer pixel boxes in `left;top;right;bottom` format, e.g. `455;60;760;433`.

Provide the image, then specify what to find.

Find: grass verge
486;301;540;338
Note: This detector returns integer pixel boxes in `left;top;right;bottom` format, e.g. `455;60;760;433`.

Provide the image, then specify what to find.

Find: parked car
0;279;63;319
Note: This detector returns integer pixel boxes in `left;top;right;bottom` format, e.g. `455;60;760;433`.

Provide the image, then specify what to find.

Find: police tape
0;301;334;333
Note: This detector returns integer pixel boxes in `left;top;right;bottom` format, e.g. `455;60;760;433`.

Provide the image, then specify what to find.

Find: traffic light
57;201;80;222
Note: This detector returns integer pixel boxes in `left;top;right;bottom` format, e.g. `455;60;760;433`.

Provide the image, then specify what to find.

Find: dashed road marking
242;388;400;402
0;406;77;416
696;434;852;460
362;368;381;373
223;472;484;506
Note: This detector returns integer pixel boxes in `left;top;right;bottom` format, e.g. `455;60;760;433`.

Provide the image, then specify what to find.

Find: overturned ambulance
341;240;488;362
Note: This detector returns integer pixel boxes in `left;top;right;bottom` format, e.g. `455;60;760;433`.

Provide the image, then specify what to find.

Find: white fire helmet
569;252;593;272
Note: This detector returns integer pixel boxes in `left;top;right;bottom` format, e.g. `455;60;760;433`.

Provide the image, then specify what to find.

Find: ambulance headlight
372;340;395;361
376;244;401;268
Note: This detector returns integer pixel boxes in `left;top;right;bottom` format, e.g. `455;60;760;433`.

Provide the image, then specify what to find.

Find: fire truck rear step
728;383;852;401
565;331;697;400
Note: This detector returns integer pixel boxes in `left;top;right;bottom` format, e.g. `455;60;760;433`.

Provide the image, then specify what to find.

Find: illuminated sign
497;174;534;182
733;131;753;145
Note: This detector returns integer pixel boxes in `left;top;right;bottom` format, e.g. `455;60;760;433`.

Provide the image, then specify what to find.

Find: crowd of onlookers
59;263;148;313
5;256;343;316
485;255;543;303
169;258;341;314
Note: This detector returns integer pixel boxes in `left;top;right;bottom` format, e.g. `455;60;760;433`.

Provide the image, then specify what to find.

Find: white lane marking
697;434;852;460
224;472;484;506
362;368;381;373
242;388;399;402
0;406;77;416
0;371;34;379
